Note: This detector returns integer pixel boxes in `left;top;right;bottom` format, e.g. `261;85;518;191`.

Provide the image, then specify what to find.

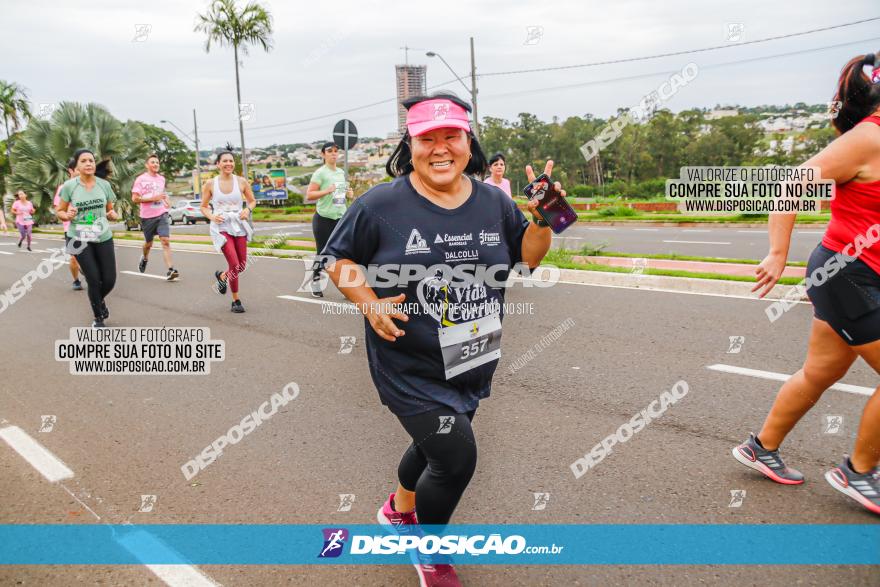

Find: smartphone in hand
523;173;578;234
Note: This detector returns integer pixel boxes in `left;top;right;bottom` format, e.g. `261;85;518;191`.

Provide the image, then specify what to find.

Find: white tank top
212;175;246;236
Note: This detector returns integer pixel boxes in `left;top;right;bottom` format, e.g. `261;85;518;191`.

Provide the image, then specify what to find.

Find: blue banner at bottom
0;524;877;565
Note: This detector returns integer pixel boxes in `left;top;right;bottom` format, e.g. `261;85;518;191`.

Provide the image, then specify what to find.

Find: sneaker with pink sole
376;493;461;587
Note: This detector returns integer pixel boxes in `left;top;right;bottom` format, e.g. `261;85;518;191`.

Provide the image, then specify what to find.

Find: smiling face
218;153;235;174
75;152;96;177
16;190;27;201
146;156;160;174
410;127;471;190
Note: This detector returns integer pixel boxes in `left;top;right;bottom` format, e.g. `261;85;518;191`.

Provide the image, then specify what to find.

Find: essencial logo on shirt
434;232;473;247
318;528;349;558
479;230;501;246
405;228;431;255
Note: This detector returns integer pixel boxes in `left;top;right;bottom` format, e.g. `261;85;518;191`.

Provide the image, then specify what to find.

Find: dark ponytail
832;52;880;134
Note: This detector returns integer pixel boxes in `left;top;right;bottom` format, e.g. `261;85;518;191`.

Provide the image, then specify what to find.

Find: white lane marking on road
144;564;220;587
682;229;712;233
585;227;616;231
121;271;169;280
633;228;659;231
59;483;102;521
278;294;353;309
0;251;13;255
662;240;731;245
796;230;824;235
707;364;874;396
1;424;220;586
552;236;583;240
737;230;766;233
0;426;74;482
116;530;220;587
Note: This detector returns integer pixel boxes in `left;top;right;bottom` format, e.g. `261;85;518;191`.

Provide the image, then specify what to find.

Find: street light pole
470;37;479;139
426;41;480;139
159;117;201;195
192;109;201;195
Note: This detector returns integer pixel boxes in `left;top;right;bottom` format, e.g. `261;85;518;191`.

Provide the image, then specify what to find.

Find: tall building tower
396;64;427;135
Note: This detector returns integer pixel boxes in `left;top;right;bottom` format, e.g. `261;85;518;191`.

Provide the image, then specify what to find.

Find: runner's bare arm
306;182;335;202
240;177;257;219
55;199;76;222
201;181;222;222
751;128;880;298
105;201;119;221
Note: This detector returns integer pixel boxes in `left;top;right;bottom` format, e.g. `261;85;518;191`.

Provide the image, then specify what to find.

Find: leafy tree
7;102;147;224
138;122;195;176
0;80;31;173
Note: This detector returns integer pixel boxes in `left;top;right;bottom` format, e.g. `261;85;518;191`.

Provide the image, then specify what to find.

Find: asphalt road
0;232;876;586
106;221;826;262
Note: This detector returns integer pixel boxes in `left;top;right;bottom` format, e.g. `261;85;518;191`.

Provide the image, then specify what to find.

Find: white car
170;200;208;224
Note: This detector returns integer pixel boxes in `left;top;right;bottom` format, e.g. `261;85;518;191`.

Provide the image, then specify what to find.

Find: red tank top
821;115;880;275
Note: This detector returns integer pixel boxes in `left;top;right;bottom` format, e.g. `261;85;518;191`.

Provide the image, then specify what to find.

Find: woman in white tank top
201;150;256;313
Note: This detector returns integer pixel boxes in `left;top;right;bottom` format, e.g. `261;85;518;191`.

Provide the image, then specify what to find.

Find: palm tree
8;102;147;224
0;80;32;173
195;0;273;178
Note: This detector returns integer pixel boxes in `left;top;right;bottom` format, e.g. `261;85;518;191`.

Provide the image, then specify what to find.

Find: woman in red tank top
732;52;880;515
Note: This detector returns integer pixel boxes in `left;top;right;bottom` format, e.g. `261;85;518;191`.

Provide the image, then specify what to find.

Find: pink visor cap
406;98;471;137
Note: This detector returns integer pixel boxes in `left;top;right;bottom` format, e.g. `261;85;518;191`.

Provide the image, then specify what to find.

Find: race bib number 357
437;313;502;380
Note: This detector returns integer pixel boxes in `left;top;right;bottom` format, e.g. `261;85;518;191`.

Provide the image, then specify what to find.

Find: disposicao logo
318;528;349;558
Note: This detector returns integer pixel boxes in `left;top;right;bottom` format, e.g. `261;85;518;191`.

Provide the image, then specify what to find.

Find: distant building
396;64;427;134
705;109;739;120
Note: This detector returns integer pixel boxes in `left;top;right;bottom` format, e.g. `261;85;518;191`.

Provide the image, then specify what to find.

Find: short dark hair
386;92;487;178
488;152;505;166
72;148;95;166
321;141;337;153
146;153;160;162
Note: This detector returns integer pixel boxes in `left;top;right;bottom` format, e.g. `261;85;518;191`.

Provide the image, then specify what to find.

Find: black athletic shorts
142;213;171;242
807;244;880;345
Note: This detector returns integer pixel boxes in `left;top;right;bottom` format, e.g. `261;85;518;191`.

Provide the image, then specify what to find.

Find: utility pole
192;109;201;195
470;36;479;139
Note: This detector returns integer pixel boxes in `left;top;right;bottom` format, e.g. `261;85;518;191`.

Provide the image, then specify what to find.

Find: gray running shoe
732;433;804;485
825;457;880;515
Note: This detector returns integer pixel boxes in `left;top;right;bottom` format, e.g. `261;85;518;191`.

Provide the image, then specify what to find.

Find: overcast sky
3;0;879;149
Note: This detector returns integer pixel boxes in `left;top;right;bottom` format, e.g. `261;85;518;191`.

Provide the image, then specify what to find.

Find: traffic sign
332;119;358;150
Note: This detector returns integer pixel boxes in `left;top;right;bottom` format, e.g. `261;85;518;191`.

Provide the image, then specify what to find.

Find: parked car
170;200;208;224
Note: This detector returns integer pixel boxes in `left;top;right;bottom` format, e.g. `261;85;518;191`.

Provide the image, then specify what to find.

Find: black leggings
311;214;339;276
73;239;117;319
397;407;477;525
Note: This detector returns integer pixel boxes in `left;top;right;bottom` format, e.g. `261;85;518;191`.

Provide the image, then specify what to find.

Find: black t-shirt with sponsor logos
323;174;530;416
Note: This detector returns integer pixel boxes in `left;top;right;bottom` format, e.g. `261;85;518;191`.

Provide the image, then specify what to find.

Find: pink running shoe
375;494;461;586
376;493;418;531
410;555;462;587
